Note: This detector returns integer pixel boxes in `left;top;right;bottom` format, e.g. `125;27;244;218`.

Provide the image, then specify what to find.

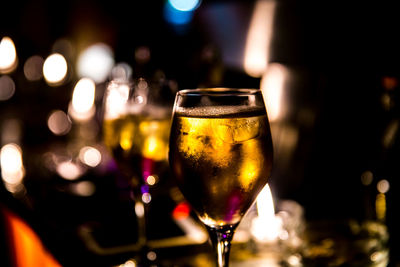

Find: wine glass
102;79;172;259
169;88;273;267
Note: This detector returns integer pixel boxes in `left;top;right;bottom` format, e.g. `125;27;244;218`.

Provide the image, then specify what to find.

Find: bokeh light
135;202;145;218
47;110;72;136
118;260;136;267
52;38;74;60
1;119;22;144
243;0;276;77
168;0;200;11
69;78;96;121
251;184;282;242
0;36;18;74
56;161;82;180
111;63;132;82
1;143;25;193
361;170;373;186
377;179;390;194
104;81;130;120
146;175;157;186
43;53;68;85
164;0;196;25
146;251;157;261
0;75;16;101
24;55;44;81
79;146;102;167
134;46;151;64
77;43;114;83
260;63;288;122
71;181;96;197
142;192;152;204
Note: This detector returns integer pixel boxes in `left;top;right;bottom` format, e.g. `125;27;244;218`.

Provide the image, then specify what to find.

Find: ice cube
214;118;260;143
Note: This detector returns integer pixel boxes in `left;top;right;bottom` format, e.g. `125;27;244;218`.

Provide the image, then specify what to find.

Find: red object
172;202;191;220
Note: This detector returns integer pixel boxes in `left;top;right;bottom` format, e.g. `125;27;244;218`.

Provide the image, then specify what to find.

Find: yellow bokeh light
376;193;386;221
0;36;18;74
43;53;68;85
143;136;158;157
139;119;170;161
146;175;157;186
119;121;135;151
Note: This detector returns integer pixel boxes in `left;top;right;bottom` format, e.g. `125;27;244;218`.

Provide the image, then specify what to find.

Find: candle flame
251;184;282;242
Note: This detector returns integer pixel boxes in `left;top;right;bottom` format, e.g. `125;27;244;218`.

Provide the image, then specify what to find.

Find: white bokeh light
69;78;96;121
1;143;25;186
43;53;68;85
79;146;101;167
56;161;82;180
77;43;114;83
0;36;18;73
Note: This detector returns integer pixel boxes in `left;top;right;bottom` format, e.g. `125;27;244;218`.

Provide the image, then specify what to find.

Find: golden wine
103;114;171;183
169;106;273;227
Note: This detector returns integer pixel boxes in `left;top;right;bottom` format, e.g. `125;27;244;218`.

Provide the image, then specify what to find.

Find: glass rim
177;88;261;96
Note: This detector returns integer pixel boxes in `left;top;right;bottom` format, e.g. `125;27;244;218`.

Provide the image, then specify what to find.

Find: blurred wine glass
101;75;173;261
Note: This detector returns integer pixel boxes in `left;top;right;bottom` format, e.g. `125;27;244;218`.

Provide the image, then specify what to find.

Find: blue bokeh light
168;0;201;12
164;1;196;25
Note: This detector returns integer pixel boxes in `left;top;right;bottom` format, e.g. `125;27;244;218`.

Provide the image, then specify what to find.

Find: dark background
1;0;400;266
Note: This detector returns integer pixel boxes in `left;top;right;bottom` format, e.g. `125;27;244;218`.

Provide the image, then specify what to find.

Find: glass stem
206;224;237;267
